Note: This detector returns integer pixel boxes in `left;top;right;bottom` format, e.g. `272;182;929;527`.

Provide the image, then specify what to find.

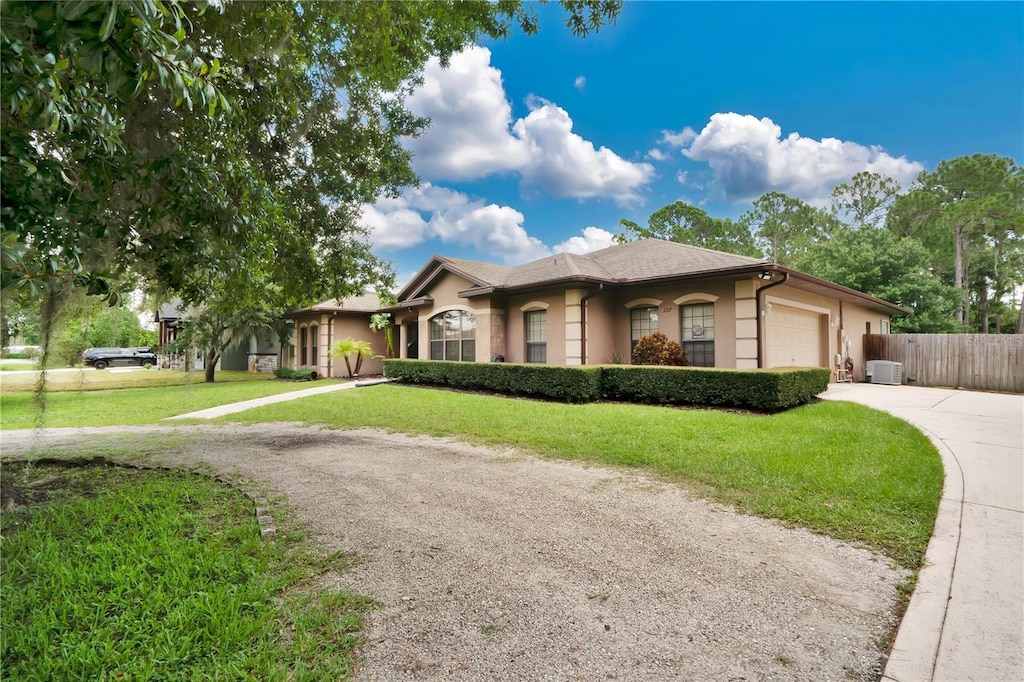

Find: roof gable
398;255;513;301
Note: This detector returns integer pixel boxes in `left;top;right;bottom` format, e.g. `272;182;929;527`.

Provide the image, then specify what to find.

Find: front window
310;325;318;365
630;307;659;356
525;310;547;363
299;327;308;365
429;310;476;361
681;302;715;367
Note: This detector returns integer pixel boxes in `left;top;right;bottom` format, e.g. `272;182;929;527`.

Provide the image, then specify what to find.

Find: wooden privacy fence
864;334;1024;393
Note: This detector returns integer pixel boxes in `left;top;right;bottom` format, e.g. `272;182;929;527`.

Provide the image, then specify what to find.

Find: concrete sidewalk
165;378;392;420
823;383;1023;682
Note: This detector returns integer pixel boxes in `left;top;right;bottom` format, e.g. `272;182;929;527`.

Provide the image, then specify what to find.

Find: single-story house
376;238;905;380
285;293;388;378
155;300;284;372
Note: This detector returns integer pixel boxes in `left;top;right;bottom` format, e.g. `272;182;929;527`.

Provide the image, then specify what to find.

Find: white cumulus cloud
404;47;653;205
362;184;546;264
363;185;624;265
552;227;616;255
682;112;925;203
574;75;587;91
404;47;528;181
661;128;698;147
514;97;655;204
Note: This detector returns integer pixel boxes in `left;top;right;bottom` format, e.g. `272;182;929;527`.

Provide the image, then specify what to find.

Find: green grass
221;385;943;569
0;461;372;680
0;368;283;393
0;379;338;429
0;363;36;372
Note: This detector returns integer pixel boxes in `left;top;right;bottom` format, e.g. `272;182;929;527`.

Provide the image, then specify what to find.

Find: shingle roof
403;239;769;297
586;238;767;282
289;293;382;315
396;239;903;314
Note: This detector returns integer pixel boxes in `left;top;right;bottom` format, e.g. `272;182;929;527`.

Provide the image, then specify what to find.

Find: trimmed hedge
383;359;829;412
600;365;830;412
382;359;602;403
274;367;319;381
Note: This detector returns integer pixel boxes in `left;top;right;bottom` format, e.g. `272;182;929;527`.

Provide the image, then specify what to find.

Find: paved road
823;384;1024;682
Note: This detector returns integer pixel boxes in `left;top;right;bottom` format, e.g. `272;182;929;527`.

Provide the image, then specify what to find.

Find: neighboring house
286;293;387;378
154;300;284;372
383;239;906;380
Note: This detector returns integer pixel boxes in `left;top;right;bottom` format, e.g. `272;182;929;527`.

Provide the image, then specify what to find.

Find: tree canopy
616;201;758;256
2;0;622;378
888;155;1023;331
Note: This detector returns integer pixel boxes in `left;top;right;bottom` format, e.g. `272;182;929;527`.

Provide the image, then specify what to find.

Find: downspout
580;284;603;365
755;271;789;368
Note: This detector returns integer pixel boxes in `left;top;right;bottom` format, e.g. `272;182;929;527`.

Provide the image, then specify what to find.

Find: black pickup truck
82;347;158;370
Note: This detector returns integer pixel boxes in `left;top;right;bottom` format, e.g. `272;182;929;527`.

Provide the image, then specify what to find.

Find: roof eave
461;275;607;298
382;295;435;311
779;269;910;315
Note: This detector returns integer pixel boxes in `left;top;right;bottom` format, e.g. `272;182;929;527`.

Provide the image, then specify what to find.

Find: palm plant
329;338;374;377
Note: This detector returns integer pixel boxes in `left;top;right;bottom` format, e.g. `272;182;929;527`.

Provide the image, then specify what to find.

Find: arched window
299;326;308;365
429;310;476;362
310;324;319;366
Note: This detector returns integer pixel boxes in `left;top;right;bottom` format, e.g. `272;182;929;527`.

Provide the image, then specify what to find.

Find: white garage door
766;306;823;368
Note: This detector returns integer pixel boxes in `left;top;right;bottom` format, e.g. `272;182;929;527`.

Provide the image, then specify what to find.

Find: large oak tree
2;0;621;379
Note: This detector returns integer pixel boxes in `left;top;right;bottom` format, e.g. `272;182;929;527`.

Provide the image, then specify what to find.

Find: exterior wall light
758;271;773;280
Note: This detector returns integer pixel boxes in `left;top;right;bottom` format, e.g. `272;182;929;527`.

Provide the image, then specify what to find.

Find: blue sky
361;1;1024;285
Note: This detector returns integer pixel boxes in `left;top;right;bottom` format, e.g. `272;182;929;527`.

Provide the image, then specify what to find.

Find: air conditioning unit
866;360;903;385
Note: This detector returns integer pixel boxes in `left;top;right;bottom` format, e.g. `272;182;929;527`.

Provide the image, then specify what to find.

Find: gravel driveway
1;424;905;680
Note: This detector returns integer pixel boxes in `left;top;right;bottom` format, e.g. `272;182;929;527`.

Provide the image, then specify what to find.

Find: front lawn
0;379;336;429
0;363;36;372
0;461;370;680
220;385;943;569
0;368;279;393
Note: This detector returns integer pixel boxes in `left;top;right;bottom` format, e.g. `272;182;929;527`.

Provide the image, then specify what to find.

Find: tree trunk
204;349;219;383
954;221;965;325
963;259;972;331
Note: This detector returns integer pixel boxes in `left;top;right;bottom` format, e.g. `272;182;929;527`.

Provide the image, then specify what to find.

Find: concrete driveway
823;384;1024;682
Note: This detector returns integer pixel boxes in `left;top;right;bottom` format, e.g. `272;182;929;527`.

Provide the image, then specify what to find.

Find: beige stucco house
383;239;905;380
285;293;388;378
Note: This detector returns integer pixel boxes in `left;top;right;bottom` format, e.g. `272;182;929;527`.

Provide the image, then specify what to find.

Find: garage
766;305;824;368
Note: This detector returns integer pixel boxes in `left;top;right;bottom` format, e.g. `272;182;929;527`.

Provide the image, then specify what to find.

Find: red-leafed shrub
631;332;688;366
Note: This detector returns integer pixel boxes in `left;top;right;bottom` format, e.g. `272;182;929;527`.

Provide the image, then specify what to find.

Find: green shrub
274;367;319;381
601;365;829;412
632;332;687;366
383;359;602;403
1;351;34;360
